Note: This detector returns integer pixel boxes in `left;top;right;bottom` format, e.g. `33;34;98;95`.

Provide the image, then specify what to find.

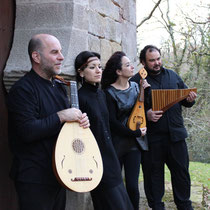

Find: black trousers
91;182;134;210
142;139;193;210
119;150;141;210
15;182;66;210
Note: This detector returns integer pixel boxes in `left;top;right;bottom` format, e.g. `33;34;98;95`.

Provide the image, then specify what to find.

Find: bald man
7;34;89;210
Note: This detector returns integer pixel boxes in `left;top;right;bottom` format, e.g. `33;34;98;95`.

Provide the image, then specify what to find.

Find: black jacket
131;68;195;143
78;82;122;190
7;69;69;185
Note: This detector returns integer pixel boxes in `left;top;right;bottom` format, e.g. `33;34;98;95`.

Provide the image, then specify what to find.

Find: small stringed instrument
53;75;103;193
127;68;147;130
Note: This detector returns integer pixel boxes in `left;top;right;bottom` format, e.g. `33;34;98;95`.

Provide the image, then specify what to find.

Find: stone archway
0;0;18;209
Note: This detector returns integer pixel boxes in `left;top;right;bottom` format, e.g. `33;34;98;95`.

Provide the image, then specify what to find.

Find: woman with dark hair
101;51;150;210
75;51;134;210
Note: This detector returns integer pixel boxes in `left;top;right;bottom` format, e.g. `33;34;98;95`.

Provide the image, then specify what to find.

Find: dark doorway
0;0;18;209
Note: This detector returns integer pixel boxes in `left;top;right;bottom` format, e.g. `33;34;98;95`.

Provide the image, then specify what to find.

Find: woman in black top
101;51;150;210
74;51;133;210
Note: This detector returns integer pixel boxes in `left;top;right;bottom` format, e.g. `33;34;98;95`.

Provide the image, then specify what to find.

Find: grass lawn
165;162;210;189
139;161;210;189
139;161;210;209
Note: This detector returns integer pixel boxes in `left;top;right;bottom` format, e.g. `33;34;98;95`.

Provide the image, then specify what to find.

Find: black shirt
78;82;122;190
7;69;69;185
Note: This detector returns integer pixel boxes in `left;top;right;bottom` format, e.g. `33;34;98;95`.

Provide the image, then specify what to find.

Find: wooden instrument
152;88;197;112
53;75;103;193
127;68;147;130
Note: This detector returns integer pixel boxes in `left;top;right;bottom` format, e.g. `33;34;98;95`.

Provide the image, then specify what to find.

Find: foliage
160;6;210;162
137;0;210;162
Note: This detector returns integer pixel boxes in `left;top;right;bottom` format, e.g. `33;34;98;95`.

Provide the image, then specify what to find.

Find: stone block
121;22;137;67
88;10;106;39
5;31;32;72
89;0;120;21
88;34;101;53
73;0;88;5
100;39;112;67
110;41;121;53
62;28;88;75
72;3;88;31
15;2;74;29
104;17;121;44
120;0;136;25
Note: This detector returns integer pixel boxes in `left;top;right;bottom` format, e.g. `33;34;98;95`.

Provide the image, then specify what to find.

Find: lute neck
138;79;145;102
70;81;79;109
53;75;79;109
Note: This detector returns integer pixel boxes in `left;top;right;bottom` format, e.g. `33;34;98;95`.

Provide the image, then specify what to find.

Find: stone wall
4;0;137;80
3;0;137;209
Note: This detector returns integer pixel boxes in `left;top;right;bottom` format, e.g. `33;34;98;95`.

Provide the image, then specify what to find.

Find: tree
136;0;210;162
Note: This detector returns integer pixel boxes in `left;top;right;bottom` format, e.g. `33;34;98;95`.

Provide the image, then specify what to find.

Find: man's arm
8;86;89;143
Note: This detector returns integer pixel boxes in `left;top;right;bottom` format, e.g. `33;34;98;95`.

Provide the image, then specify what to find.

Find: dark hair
101;51;126;89
28;37;43;63
139;45;161;63
74;51;101;83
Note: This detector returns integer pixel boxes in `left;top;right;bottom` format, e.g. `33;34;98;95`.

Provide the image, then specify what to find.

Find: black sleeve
104;90;142;137
7;85;61;143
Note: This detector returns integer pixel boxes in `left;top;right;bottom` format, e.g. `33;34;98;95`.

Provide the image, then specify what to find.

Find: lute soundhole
72;139;85;154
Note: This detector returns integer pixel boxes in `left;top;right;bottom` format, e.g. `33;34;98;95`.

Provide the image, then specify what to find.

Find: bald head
28;34;59;63
27;34;64;79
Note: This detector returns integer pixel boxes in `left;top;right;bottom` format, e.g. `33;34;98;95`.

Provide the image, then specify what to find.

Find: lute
53;76;103;192
127;68;147;130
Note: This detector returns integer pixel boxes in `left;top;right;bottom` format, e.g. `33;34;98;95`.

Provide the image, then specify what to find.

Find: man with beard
7;34;89;210
130;45;197;210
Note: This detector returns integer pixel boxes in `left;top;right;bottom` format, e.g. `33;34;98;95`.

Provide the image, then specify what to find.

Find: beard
145;65;163;75
41;61;61;77
42;65;55;76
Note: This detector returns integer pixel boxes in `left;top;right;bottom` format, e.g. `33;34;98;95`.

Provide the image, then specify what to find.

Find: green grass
189;162;210;189
139;161;210;189
139;162;210;209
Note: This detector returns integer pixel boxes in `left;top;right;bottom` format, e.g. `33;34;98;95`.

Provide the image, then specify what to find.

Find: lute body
127;68;147;130
53;77;103;192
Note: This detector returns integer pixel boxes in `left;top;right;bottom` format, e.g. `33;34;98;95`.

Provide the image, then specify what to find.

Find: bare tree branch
186;17;210;25
136;0;162;29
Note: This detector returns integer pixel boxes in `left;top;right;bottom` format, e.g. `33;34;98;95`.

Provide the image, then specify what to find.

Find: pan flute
152;88;197;112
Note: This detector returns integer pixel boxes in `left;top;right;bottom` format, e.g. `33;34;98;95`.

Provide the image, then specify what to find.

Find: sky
136;0;209;50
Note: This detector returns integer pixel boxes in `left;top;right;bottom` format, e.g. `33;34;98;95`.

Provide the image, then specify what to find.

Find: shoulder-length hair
101;51;126;89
